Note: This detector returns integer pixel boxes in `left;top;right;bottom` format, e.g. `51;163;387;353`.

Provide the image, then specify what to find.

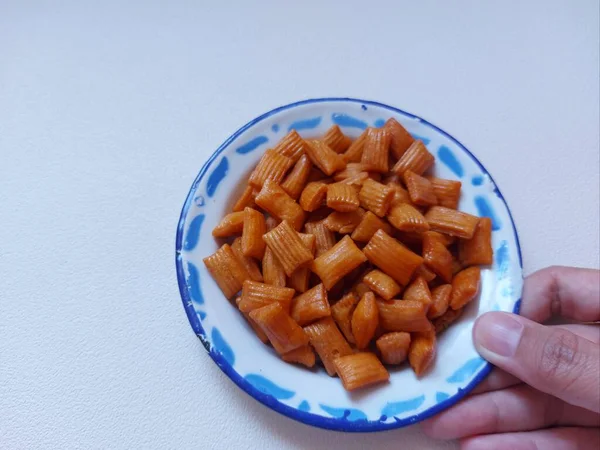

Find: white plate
175;98;523;432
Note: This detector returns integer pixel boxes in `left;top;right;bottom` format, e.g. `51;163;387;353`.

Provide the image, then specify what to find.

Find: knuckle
537;329;586;387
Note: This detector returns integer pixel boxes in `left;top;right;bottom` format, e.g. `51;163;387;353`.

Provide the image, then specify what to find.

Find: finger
474;312;600;412
521;266;600;323
554;323;600;344
421;384;599;440
472;325;600;395
461;427;600;450
471;369;521;395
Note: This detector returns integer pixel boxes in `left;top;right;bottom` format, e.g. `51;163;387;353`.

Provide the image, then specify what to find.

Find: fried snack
361;127;390;173
242;207;266;259
351;211;393;242
311;235;367;290
212;211;245;237
203;243;251;298
331;292;359;344
363;270;401;301
392;140;434;177
263;220;313;276
363;230;423;285
256;179;306;230
281;154;312;200
248;149;294;189
450;266;481;310
358;178;394;217
304;317;353;376
333;352;389;391
290;283;330;326
238;280;295;314
249;302;309;354
425;206;479;239
376;332;411;365
326;183;360;212
323;125;352;153
459;217;493;265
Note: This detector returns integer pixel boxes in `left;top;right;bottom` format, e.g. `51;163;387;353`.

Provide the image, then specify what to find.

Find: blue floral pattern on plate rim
175;98;523;432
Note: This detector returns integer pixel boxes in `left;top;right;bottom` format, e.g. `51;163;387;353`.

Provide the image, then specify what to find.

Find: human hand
423;266;600;449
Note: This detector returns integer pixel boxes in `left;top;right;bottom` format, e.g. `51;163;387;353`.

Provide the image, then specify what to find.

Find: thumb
473;312;600;413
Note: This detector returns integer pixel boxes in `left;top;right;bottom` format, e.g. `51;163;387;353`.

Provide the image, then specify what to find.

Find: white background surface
1;1;598;449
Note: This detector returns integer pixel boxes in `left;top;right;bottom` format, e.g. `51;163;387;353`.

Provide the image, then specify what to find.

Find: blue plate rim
175;97;523;432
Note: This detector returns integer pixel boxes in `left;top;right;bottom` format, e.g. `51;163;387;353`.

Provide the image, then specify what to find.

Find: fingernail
474;313;524;357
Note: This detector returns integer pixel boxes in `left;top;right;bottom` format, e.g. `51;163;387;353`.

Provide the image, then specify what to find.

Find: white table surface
1;1;598;448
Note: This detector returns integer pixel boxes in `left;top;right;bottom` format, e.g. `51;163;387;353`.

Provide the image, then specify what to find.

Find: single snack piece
238;280;295;314
231;238;263;282
304;317;353;376
425;206;479;239
305;140;346;176
331;292;359;343
376;332;411;365
363;270;401;300
304;221;336;257
377;299;432;333
326;183;360;212
273;129;308;163
248;149;294;189
428;176;462;210
323;125;352;153
351;292;379;349
311;235;367;290
343;129;368;163
263;220;313;276
428;284;452;319
384;118;414;160
361;127;390;173
363;229;423;285
339;171;370;187
334;163;373;181
426;230;456;247
249;302;309;354
281;345;316;367
408;330;436;376
404;170;438;206
323;209;365;234
351;210;393;242
392;140;434;177
414;264;437;283
212;211;245;237
281;154;313;200
433;307;464;334
290;283;330;326
236;297;269;343
422;231;453;282
403;276;433;309
450;266;481;310
256;180;306;230
387;181;413;207
287;232;316;292
242;207;266;259
262;246;286;287
232;185;257;212
203;243;251;298
387;203;430;233
358;178;394;217
333;352;390;391
299;181;328;212
459;217;493;265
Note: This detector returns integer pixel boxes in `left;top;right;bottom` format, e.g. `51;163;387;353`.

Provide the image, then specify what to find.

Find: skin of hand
422;266;600;450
